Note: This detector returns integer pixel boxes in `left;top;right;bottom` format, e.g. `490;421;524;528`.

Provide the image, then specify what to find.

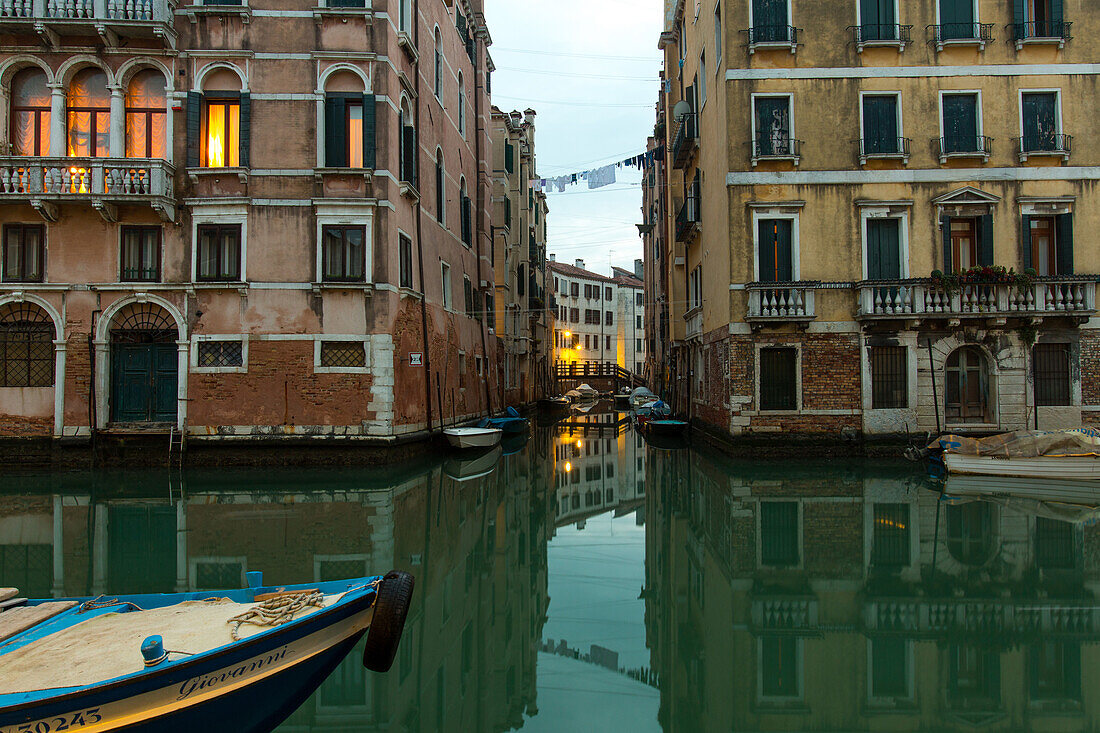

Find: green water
1;412;1097;731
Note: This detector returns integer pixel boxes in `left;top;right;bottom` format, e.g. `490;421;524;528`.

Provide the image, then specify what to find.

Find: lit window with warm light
67;68;110;159
202;97;240;168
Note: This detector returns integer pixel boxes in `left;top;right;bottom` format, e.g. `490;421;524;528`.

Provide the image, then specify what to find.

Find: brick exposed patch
0;416;51;436
1081;330;1100;406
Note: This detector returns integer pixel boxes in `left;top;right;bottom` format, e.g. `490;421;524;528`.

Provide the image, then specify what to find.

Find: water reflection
2;416;1100;731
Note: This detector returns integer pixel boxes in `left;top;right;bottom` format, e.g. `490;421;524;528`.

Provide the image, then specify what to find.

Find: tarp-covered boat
934;428;1100;479
0;572;414;733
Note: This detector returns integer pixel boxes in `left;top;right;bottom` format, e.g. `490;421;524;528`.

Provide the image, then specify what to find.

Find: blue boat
481;407;530;435
0;571;414;733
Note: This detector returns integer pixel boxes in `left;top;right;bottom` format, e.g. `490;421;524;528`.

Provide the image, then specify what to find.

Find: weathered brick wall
800;334;860;411
0;416;51;436
1080;330;1100;406
802;502;863;577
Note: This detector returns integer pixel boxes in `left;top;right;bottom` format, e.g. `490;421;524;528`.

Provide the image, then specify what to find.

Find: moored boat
482;407;529;434
934;429;1100;480
443;427;503;450
646;419;688;436
538;396;570;410
0;572;414;733
444;446;503;481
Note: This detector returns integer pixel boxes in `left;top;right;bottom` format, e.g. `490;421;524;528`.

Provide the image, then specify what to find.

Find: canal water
1;404;1096;731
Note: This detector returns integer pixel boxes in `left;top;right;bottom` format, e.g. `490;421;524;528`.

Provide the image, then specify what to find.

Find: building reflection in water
4;429;1100;731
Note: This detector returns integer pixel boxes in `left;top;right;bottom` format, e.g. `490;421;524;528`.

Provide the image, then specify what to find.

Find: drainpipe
472;22;493;416
88;309;101;453
412;0;434;433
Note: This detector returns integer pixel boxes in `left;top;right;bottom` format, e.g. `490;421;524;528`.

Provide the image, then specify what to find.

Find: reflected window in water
871;503;910;568
0;544;51;598
761;501;800;567
1035;517;1077;570
946;502;997;566
870;638;910;700
760;635;801;699
193;559;243;590
949;645;1000;710
1030;641;1082;703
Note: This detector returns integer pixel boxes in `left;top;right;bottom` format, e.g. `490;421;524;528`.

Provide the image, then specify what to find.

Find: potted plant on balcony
930;265;1035;293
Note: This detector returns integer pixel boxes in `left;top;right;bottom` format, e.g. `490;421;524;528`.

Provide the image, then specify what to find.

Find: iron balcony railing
936;135;993;161
928;22;994;47
746;282;817;322
849;23;912;47
751;136;802;161
675;195;700;242
671;113;698;169
857;136;911;162
1014;133;1072;161
742;24;799;48
1012;20;1071;44
856;278;1096;320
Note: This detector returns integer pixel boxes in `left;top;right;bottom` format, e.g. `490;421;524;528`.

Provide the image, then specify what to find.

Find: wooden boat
566;384;600;402
936;429;1100;480
0;572;414;733
443;427;503;449
943;474;1100;509
646;419;688;436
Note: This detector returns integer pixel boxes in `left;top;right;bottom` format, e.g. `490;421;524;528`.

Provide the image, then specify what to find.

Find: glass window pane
348;103;364;168
228;103;240;167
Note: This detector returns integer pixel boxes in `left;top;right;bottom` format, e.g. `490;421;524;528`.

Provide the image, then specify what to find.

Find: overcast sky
483;0;664;278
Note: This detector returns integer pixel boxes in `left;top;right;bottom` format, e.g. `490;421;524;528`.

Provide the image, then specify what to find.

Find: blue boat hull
484;418;528;434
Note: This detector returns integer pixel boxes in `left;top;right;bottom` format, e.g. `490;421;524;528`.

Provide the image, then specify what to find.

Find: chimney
575;259;585;270
634;259;644;280
524;108;537;126
549;253;556;262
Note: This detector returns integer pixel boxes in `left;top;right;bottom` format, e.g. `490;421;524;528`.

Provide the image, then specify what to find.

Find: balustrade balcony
865;597;1099;637
856;278;1095;322
0;0;175;47
750;596;818;633
746;282;817;326
684;309;701;340
0;157;175;222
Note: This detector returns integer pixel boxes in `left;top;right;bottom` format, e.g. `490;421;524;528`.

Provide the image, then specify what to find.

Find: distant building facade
0;0;498;443
490;108;551;407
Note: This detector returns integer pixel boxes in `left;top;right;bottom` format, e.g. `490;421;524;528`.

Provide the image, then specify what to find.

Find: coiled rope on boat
226;591;326;641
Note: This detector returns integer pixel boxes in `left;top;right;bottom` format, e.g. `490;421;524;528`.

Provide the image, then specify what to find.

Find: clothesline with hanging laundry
533;145;665;193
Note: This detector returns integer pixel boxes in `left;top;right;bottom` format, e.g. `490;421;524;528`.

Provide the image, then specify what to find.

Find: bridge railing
554;361;645;387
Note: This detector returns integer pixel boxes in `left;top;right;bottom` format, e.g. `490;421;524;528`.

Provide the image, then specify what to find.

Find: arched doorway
945;347;990;424
109;303;178;423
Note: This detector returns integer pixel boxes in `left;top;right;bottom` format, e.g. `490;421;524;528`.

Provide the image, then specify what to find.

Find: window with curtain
196;224;241;281
2;224;44;283
10;68;50;157
120;226;161;282
321;225;365;282
323;95;364;168
125;70;167;159
202;96;240;167
67;68;110;158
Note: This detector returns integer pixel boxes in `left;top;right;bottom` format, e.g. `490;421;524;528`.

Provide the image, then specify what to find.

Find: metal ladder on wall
168;422;186;470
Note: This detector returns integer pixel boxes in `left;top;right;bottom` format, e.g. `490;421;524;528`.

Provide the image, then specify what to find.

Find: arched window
0;302;54;387
125;69;167;159
67;68;110;158
323;70;366;168
198;67;244;168
10;68;50;156
457;71;466;137
399;97;416;186
945;346;990;423
459;177;471;246
435;150;445;225
434;29;443;99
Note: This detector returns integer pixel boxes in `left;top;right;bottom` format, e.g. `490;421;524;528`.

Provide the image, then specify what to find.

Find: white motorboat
944;474;1100;508
443;427;503;450
936;429;1100;480
443;446;503;481
629;387;657;408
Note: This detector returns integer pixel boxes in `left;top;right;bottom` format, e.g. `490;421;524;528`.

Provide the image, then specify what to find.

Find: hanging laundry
587;164;616;189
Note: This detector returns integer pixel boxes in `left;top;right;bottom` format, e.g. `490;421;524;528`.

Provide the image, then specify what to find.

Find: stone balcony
684;308;702;340
856;278;1095;324
0;0;176;47
0;157;175;222
864;596;1100;637
745;282;817;328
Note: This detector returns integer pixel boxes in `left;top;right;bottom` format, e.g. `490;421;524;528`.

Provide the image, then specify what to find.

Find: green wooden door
108;505;176;594
758;219;793;283
111;343;177;423
867;219;901;279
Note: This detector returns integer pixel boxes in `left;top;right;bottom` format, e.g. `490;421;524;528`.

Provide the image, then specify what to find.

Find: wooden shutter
863;96;897;153
504;143;514;173
979;214;994;267
867;219;900;279
1012;0;1025;33
1051;0;1063;26
1020;214;1032;270
238;92;251;168
941;216;953;273
186;92;202;168
362;94;376;169
1056;213;1073;275
461;196;472;245
324;96;346;168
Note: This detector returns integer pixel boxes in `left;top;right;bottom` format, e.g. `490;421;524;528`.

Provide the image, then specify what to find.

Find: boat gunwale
0;578;380;717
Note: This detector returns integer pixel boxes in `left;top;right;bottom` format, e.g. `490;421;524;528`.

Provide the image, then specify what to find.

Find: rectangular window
440;261;452;309
636;338;643;351
605;335;611;350
399;234;414;289
871;639;909;699
571;283;579;297
120;226;161;282
714;1;722;61
2;224;45;283
941;93;981;154
0;321;53;387
871;503;910;566
584;309;599;325
636;315;643;329
605;311;613;326
1020;92;1058;153
1028;216;1056;276
938;0;976;39
753;96;793;156
689;266;702;308
0;545;52;597
760;347;797;411
197;340;243;368
949;645;1000;709
1035;516;1075;569
751;0;790;42
860;0;898;39
324;95;364;168
202;96;240;168
569;308;579;323
636;293;644;306
760;636;799;697
321;225;365;283
948;217;979;271
464;276;474;318
320;341;366;368
1033;343;1070;406
1030;642;1081;702
699;52;707;105
871;345;907;409
196;224;241;282
584;335;590;349
757;219;793;282
760;501;799;567
862;94;901;155
605;287;613;300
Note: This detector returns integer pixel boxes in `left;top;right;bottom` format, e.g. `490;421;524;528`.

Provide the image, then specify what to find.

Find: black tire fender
362;570;415;672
